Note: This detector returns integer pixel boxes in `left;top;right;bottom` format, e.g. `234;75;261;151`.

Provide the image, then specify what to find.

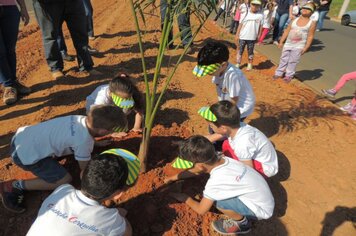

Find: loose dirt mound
0;1;355;235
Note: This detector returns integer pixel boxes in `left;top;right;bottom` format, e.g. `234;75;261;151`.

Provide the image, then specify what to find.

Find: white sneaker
235;63;240;68
246;63;252;71
273;41;279;46
340;102;353;114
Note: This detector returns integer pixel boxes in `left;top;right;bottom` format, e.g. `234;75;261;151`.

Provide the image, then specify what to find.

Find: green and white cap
172;156;194;169
192;63;221;77
111;93;135;109
101;148;141;185
198;106;217;122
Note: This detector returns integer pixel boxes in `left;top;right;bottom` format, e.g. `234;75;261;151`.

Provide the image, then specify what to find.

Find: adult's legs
33;0;64;72
82;0;94;37
57;26;68;53
177;2;193;46
317;10;328;30
333;71;356;92
285;49;302;78
63;0;93;71
275;48;291;76
273;13;289;42
160;0;173;46
0;5;20;87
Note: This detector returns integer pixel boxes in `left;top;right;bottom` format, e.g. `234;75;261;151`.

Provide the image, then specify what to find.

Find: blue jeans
273;12;289;41
33;0;93;72
317;10;328;30
160;0;193;46
216;196;258;220
0;5;20;87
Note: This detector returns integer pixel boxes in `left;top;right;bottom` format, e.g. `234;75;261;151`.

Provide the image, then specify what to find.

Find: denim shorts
10;141;67;183
216;196;257;220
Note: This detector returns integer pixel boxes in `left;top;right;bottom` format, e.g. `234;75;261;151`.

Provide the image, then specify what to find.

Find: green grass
328;0;356;17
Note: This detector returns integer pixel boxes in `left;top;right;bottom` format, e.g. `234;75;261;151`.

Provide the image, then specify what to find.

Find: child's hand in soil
130;127;142;133
164;175;178;184
95;139;112;147
110;132;128;138
169;192;189;203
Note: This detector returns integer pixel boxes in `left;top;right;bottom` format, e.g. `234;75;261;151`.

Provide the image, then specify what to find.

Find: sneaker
235;63;240;68
3;87;17;105
273;41;279;46
51;71;65;79
61;52;75;62
212;217;251;235
272;75;281;80
88;36;96;41
340;102;353;113
316;29;320;32
0;181;26;213
13;80;31;94
283;76;293;83
88;46;98;54
321;88;337;98
246;63;253;71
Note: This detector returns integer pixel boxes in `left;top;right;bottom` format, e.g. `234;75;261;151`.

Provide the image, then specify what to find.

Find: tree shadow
320;206;356;236
249;92;353;135
254;59;275;70
0;132;15;161
331;96;354;104
98;29;157;39
319;28;335;31
295;69;324;81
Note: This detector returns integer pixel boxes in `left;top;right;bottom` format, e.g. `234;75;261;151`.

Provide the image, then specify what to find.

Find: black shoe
0;183;25;214
61;52;75;62
88;46;98;54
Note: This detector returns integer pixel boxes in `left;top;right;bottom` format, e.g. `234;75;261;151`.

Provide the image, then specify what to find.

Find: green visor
172;156;194;169
101;148;141;185
192;63;221;77
198;106;217;122
111;93;135;109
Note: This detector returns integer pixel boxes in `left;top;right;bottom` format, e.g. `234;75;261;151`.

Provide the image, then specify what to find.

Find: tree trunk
138;128;150;172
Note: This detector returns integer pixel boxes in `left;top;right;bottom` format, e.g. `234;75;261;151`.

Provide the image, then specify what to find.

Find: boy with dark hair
27;148;139;236
0;105;127;213
166;135;275;235
199;101;278;177
193;41;255;122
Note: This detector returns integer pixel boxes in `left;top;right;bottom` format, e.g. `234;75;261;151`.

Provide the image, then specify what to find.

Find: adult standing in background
317;0;332;31
32;0;99;80
0;0;31;105
272;0;294;45
160;0;194;54
83;0;95;40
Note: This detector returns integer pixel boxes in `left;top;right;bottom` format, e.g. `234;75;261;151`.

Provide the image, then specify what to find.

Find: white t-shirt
203;157;275;220
228;122;278;177
262;9;273;28
27;184;126;236
86;84;113;112
239;11;263;40
212;63;255;118
13;116;94;165
310;11;319;22
239;3;249;21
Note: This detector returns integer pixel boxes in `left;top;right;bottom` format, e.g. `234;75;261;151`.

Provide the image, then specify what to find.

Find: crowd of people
0;0;354;235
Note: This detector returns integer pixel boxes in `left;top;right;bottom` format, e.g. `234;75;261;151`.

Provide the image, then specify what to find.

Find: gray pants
275;48;302;78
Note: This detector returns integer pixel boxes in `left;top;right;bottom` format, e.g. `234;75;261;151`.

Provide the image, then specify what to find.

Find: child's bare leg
23;173;72;191
216;207;244;220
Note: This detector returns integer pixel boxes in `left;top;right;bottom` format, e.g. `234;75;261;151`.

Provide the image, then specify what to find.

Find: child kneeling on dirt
0;105;127;213
273;2;317;83
199;100;278;177
27;149;139;236
193;41;255;144
165;135;274;235
86;73;144;136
